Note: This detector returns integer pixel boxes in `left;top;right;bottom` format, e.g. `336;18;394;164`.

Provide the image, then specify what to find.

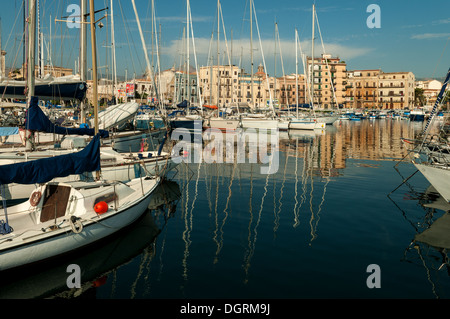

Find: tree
414;88;425;106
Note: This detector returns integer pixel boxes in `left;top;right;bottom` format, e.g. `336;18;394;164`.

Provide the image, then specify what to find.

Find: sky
3;0;450;81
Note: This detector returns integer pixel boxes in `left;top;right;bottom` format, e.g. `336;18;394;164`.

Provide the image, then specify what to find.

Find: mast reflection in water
2;119;450;299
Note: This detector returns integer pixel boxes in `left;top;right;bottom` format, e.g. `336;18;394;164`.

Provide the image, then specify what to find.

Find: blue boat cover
0;81;87;101
0;134;101;185
177;100;189;108
168;110;185;117
25;96;109;138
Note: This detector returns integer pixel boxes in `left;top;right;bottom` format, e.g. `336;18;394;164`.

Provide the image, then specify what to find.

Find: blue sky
3;0;450;80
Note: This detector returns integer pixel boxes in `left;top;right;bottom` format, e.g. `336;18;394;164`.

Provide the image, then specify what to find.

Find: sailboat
205;0;241;132
409;68;450;203
289;27;324;130
0;133;160;271
0;97;177;205
0;1;178;204
240;0;278;130
0;0;161;271
97;0;167;152
0;75;88;102
301;4;339;126
168;0;204;133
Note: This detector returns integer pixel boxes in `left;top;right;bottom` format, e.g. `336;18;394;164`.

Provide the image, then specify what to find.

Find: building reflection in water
278;119;437;178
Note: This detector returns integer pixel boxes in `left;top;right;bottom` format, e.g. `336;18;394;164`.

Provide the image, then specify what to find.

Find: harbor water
1;118;449;299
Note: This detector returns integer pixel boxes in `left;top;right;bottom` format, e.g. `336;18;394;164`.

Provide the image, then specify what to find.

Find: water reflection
0;181;181;299
173;119;438;288
1;119;441;298
393;184;450;299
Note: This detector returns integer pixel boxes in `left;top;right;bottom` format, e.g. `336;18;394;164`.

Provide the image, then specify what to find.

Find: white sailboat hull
414;163;450;203
277;120;289;131
290;120;325;130
207;118;241;131
304;115;339;125
0;150;179;203
241;119;279;129
0;177;159;271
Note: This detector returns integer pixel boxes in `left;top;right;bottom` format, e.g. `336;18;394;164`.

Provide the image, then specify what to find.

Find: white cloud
161;36;373;70
411;33;450;40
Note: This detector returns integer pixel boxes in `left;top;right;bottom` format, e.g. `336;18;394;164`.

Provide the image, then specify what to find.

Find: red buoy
94;201;108;214
92;276;108;287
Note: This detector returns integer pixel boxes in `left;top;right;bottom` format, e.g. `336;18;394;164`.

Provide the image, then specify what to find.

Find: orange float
94;201;108;214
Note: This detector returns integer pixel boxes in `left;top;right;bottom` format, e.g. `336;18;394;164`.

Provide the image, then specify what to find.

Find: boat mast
250;0;254;110
274;22;277;110
110;0;117;101
27;0;36;99
311;3;315;108
187;0;190;110
0;18;2;78
295;28;298;119
217;0;220;111
80;0;87;124
89;0;98;136
25;0;36;151
37;0;41;78
131;0;152;81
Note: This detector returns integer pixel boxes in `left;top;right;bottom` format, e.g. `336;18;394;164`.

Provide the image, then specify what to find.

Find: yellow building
276;74;307;107
378;71;415;109
307;54;347;109
346;70;380;109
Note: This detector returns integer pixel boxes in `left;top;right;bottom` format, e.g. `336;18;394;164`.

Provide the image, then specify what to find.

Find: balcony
380;84;405;88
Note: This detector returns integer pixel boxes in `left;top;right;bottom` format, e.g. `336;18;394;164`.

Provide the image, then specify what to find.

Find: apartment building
277;74;307;107
416;79;442;106
345;70;415;109
378;72;415;109
346;70;381;109
198;65;241;107
306;54;347;109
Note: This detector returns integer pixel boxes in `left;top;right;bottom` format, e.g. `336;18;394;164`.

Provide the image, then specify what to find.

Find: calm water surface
1;119;449;299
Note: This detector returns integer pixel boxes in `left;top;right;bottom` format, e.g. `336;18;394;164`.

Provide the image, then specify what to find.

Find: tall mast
274;22;277;109
37;0;41;78
27;0;36;100
131;0;152;80
230;28;233;106
0;18;2;78
250;0;254;109
216;0;220;109
295;28;298;119
0;18;4;79
110;0;117;99
187;0;190;107
89;0;98;135
25;0;37;151
311;3;315;108
80;0;87;124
